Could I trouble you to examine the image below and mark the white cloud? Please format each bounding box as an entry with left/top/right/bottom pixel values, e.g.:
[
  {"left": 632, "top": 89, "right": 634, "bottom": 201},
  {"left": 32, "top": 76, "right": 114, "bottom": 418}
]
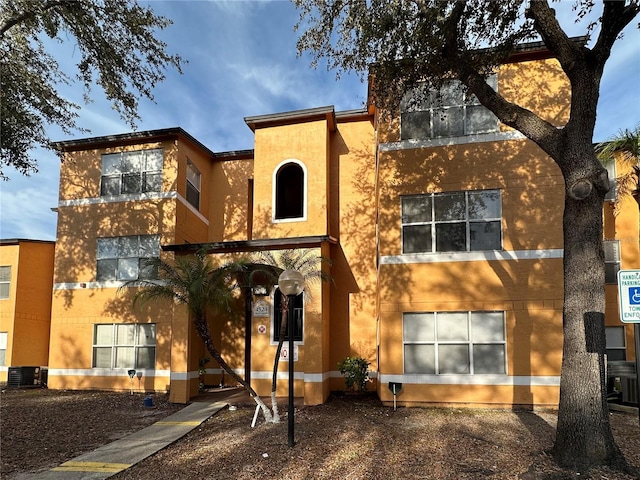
[{"left": 0, "top": 183, "right": 59, "bottom": 241}]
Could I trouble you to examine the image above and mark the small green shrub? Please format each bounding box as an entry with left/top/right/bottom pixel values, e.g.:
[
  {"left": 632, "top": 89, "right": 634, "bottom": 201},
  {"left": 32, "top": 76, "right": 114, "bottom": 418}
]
[{"left": 338, "top": 356, "right": 370, "bottom": 391}]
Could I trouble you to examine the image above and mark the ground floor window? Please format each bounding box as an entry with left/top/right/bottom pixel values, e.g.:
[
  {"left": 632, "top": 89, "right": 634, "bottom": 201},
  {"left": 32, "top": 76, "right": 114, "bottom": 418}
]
[
  {"left": 403, "top": 311, "right": 506, "bottom": 374},
  {"left": 605, "top": 326, "right": 626, "bottom": 361},
  {"left": 0, "top": 332, "right": 7, "bottom": 366},
  {"left": 273, "top": 289, "right": 303, "bottom": 342},
  {"left": 93, "top": 324, "right": 156, "bottom": 369}
]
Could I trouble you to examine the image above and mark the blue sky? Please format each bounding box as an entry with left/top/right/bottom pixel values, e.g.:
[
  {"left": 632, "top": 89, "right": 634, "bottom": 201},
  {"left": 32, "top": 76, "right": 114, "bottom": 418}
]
[{"left": 1, "top": 0, "right": 639, "bottom": 241}]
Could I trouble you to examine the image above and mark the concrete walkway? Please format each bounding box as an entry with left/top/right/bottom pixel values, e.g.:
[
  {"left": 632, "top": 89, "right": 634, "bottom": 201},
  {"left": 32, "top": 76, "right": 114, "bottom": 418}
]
[{"left": 27, "top": 400, "right": 230, "bottom": 480}]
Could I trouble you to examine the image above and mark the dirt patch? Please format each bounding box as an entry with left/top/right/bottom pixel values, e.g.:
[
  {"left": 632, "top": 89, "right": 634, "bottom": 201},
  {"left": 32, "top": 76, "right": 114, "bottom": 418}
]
[
  {"left": 0, "top": 388, "right": 183, "bottom": 478},
  {"left": 2, "top": 389, "right": 640, "bottom": 479}
]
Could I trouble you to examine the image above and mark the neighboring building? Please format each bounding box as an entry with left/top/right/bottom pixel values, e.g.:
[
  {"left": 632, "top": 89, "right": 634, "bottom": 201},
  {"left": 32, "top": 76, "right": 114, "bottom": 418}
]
[
  {"left": 0, "top": 239, "right": 55, "bottom": 384},
  {"left": 47, "top": 40, "right": 639, "bottom": 407}
]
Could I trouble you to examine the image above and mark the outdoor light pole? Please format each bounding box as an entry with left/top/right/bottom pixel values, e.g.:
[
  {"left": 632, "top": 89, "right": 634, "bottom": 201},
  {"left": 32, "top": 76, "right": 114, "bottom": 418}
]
[{"left": 277, "top": 269, "right": 305, "bottom": 448}]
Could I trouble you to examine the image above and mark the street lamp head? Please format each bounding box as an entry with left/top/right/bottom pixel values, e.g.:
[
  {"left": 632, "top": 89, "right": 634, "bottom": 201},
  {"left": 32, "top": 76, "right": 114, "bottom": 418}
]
[{"left": 278, "top": 269, "right": 305, "bottom": 296}]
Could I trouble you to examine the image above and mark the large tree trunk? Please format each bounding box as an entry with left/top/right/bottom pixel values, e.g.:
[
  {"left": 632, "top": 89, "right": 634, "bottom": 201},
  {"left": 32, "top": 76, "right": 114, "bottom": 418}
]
[
  {"left": 552, "top": 164, "right": 627, "bottom": 470},
  {"left": 194, "top": 316, "right": 273, "bottom": 423}
]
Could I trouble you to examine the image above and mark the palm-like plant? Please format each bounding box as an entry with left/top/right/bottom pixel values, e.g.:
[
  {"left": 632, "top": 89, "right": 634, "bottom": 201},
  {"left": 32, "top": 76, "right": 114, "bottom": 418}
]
[
  {"left": 255, "top": 249, "right": 331, "bottom": 422},
  {"left": 596, "top": 125, "right": 640, "bottom": 206},
  {"left": 120, "top": 251, "right": 274, "bottom": 422}
]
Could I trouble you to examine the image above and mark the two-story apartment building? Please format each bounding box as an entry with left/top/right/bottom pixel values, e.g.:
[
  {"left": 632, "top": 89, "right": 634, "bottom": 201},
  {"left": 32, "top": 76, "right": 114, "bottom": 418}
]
[{"left": 46, "top": 40, "right": 639, "bottom": 406}]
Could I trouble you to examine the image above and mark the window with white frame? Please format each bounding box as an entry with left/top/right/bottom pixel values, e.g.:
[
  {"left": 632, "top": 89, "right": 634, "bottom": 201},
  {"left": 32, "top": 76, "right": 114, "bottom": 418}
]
[
  {"left": 274, "top": 162, "right": 305, "bottom": 220},
  {"left": 604, "top": 240, "right": 620, "bottom": 284},
  {"left": 604, "top": 161, "right": 617, "bottom": 202},
  {"left": 0, "top": 266, "right": 10, "bottom": 299},
  {"left": 96, "top": 235, "right": 160, "bottom": 281},
  {"left": 272, "top": 289, "right": 304, "bottom": 342},
  {"left": 93, "top": 324, "right": 156, "bottom": 369},
  {"left": 186, "top": 159, "right": 201, "bottom": 210},
  {"left": 100, "top": 149, "right": 163, "bottom": 196},
  {"left": 402, "top": 190, "right": 502, "bottom": 254},
  {"left": 403, "top": 311, "right": 506, "bottom": 375},
  {"left": 0, "top": 332, "right": 7, "bottom": 366},
  {"left": 605, "top": 326, "right": 626, "bottom": 361},
  {"left": 401, "top": 76, "right": 499, "bottom": 140}
]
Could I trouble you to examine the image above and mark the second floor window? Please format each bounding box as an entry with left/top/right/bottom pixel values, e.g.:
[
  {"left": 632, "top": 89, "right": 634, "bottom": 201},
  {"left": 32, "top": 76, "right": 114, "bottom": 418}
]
[
  {"left": 402, "top": 190, "right": 502, "bottom": 254},
  {"left": 186, "top": 160, "right": 201, "bottom": 210},
  {"left": 274, "top": 162, "right": 305, "bottom": 220},
  {"left": 0, "top": 266, "right": 10, "bottom": 299},
  {"left": 401, "top": 76, "right": 499, "bottom": 140},
  {"left": 96, "top": 235, "right": 160, "bottom": 281},
  {"left": 101, "top": 149, "right": 163, "bottom": 196}
]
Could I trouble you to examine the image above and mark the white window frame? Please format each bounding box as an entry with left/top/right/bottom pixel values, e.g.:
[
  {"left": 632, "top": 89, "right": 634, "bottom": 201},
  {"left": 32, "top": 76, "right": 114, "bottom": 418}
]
[
  {"left": 403, "top": 311, "right": 507, "bottom": 375},
  {"left": 270, "top": 288, "right": 305, "bottom": 345},
  {"left": 92, "top": 323, "right": 156, "bottom": 369},
  {"left": 0, "top": 332, "right": 7, "bottom": 366},
  {"left": 100, "top": 149, "right": 163, "bottom": 197},
  {"left": 604, "top": 161, "right": 617, "bottom": 202},
  {"left": 605, "top": 326, "right": 626, "bottom": 361},
  {"left": 272, "top": 159, "right": 308, "bottom": 223},
  {"left": 604, "top": 240, "right": 621, "bottom": 285},
  {"left": 401, "top": 76, "right": 499, "bottom": 140},
  {"left": 401, "top": 190, "right": 502, "bottom": 254},
  {"left": 96, "top": 235, "right": 160, "bottom": 282},
  {"left": 186, "top": 159, "right": 201, "bottom": 210},
  {"left": 0, "top": 266, "right": 10, "bottom": 300}
]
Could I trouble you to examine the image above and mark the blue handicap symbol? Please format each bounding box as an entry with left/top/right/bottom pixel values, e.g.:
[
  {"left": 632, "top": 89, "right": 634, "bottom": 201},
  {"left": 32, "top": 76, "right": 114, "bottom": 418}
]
[{"left": 630, "top": 287, "right": 640, "bottom": 305}]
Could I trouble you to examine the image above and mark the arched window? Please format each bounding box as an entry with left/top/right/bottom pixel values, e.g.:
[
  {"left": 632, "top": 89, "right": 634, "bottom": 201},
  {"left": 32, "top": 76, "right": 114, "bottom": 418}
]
[{"left": 273, "top": 160, "right": 306, "bottom": 220}]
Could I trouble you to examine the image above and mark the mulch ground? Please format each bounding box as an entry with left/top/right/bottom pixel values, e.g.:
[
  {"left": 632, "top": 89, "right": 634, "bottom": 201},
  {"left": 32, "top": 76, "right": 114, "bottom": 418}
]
[{"left": 2, "top": 388, "right": 640, "bottom": 480}]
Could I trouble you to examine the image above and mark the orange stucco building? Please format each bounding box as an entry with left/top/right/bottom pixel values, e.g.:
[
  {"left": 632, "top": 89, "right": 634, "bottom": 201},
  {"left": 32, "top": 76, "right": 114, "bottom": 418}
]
[
  {"left": 40, "top": 40, "right": 639, "bottom": 406},
  {"left": 0, "top": 239, "right": 55, "bottom": 384}
]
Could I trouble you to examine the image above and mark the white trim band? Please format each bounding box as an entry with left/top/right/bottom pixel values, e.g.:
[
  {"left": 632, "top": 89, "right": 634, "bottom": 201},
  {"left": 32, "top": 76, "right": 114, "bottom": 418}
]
[
  {"left": 57, "top": 190, "right": 209, "bottom": 225},
  {"left": 379, "top": 130, "right": 526, "bottom": 152},
  {"left": 380, "top": 248, "right": 563, "bottom": 265},
  {"left": 379, "top": 374, "right": 560, "bottom": 386},
  {"left": 58, "top": 191, "right": 176, "bottom": 207},
  {"left": 47, "top": 368, "right": 170, "bottom": 378}
]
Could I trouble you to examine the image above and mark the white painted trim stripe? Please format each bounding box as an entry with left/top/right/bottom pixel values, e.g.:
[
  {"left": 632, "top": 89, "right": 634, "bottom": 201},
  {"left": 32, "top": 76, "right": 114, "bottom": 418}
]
[
  {"left": 379, "top": 374, "right": 560, "bottom": 386},
  {"left": 170, "top": 371, "right": 200, "bottom": 381},
  {"left": 176, "top": 192, "right": 209, "bottom": 225},
  {"left": 47, "top": 368, "right": 170, "bottom": 378},
  {"left": 379, "top": 130, "right": 526, "bottom": 152},
  {"left": 59, "top": 191, "right": 177, "bottom": 207},
  {"left": 54, "top": 279, "right": 169, "bottom": 291},
  {"left": 57, "top": 190, "right": 209, "bottom": 225},
  {"left": 380, "top": 249, "right": 563, "bottom": 265}
]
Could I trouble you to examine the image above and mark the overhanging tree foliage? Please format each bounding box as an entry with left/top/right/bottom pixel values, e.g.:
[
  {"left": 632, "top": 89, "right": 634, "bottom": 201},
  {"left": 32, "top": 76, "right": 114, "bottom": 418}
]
[
  {"left": 0, "top": 0, "right": 183, "bottom": 178},
  {"left": 597, "top": 125, "right": 640, "bottom": 206},
  {"left": 295, "top": 0, "right": 639, "bottom": 472}
]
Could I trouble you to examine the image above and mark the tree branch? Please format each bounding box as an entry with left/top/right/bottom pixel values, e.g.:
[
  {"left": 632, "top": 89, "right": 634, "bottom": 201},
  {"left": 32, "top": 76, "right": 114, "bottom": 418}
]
[
  {"left": 592, "top": 1, "right": 640, "bottom": 66},
  {"left": 0, "top": 0, "right": 66, "bottom": 38},
  {"left": 442, "top": 1, "right": 563, "bottom": 158},
  {"left": 525, "top": 0, "right": 584, "bottom": 74}
]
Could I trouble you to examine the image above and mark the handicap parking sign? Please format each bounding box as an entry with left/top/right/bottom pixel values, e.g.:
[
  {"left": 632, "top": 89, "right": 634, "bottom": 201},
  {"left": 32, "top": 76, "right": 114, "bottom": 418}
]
[
  {"left": 619, "top": 270, "right": 640, "bottom": 322},
  {"left": 631, "top": 287, "right": 640, "bottom": 305}
]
